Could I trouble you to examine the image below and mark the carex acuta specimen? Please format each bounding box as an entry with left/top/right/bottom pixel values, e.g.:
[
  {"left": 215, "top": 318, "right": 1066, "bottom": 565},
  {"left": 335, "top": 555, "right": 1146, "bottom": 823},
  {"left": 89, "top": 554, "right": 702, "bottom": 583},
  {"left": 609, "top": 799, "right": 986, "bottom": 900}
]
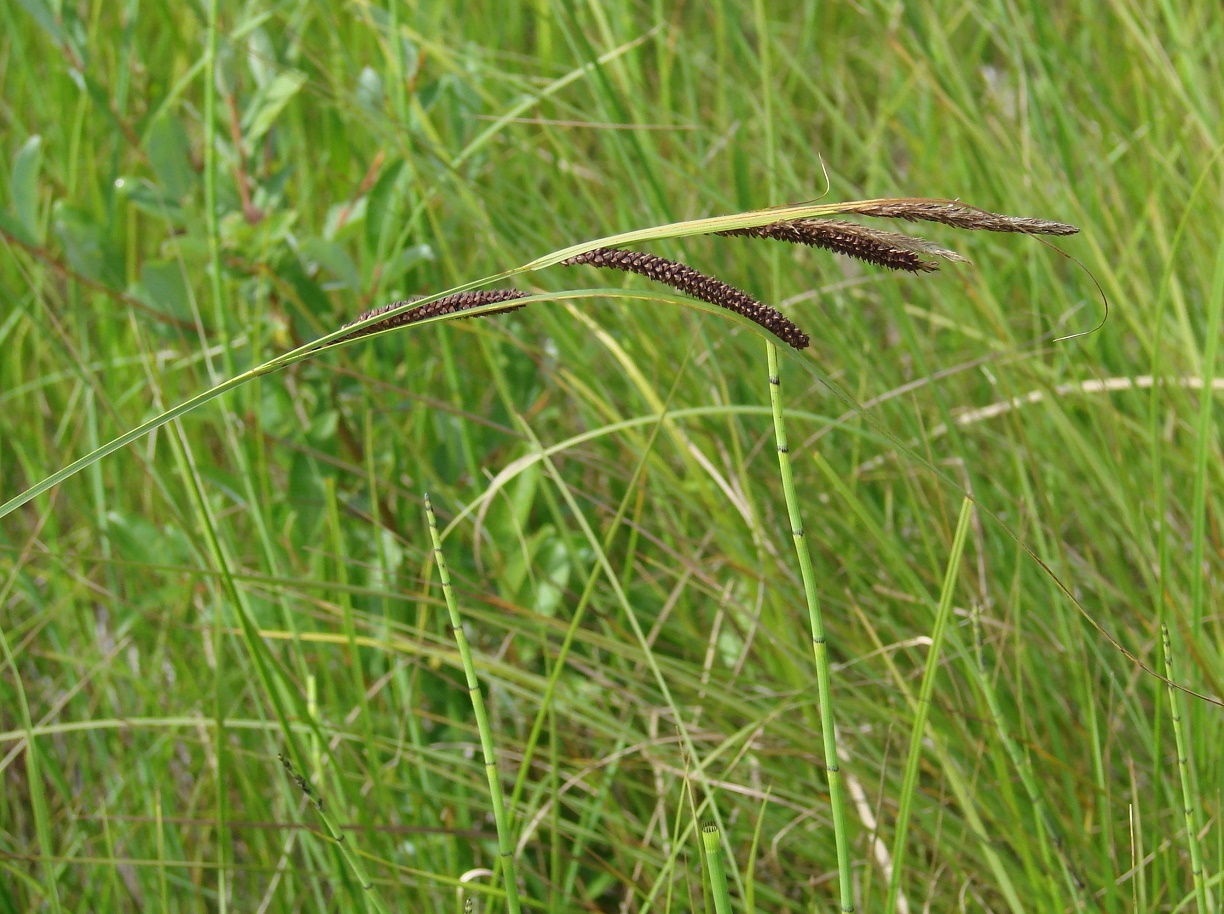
[{"left": 333, "top": 198, "right": 1079, "bottom": 351}]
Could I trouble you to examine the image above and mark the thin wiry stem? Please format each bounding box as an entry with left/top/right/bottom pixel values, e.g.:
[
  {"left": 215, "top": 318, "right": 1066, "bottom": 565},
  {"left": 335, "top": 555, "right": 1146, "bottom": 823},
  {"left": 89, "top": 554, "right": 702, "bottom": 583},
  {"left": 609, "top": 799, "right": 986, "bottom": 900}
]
[
  {"left": 718, "top": 218, "right": 967, "bottom": 272},
  {"left": 425, "top": 495, "right": 522, "bottom": 914},
  {"left": 562, "top": 247, "right": 810, "bottom": 349},
  {"left": 765, "top": 343, "right": 853, "bottom": 911},
  {"left": 885, "top": 498, "right": 973, "bottom": 914},
  {"left": 273, "top": 752, "right": 391, "bottom": 914}
]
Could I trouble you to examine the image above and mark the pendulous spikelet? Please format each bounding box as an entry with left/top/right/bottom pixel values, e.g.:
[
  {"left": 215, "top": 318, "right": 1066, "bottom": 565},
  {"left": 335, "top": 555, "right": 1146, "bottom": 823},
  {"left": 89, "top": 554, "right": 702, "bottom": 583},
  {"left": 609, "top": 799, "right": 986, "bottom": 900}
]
[
  {"left": 561, "top": 247, "right": 810, "bottom": 350},
  {"left": 717, "top": 218, "right": 968, "bottom": 273},
  {"left": 836, "top": 199, "right": 1079, "bottom": 235},
  {"left": 339, "top": 289, "right": 529, "bottom": 341}
]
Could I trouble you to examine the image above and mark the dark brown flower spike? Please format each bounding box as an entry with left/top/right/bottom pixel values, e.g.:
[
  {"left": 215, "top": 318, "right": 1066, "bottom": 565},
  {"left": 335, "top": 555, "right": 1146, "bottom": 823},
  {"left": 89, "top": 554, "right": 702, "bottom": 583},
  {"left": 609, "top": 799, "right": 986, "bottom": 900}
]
[
  {"left": 561, "top": 247, "right": 810, "bottom": 350},
  {"left": 717, "top": 218, "right": 968, "bottom": 273},
  {"left": 278, "top": 752, "right": 323, "bottom": 811},
  {"left": 836, "top": 199, "right": 1079, "bottom": 236},
  {"left": 339, "top": 289, "right": 529, "bottom": 341}
]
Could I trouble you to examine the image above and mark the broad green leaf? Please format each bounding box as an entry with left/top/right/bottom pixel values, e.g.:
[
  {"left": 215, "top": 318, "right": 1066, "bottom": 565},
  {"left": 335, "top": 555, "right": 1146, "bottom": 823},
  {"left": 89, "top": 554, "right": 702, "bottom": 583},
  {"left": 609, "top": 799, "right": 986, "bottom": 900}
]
[
  {"left": 533, "top": 537, "right": 570, "bottom": 617},
  {"left": 105, "top": 511, "right": 193, "bottom": 567},
  {"left": 0, "top": 209, "right": 36, "bottom": 247},
  {"left": 363, "top": 157, "right": 405, "bottom": 253},
  {"left": 115, "top": 176, "right": 184, "bottom": 224},
  {"left": 241, "top": 69, "right": 307, "bottom": 145},
  {"left": 213, "top": 37, "right": 238, "bottom": 98},
  {"left": 301, "top": 237, "right": 361, "bottom": 292},
  {"left": 288, "top": 452, "right": 325, "bottom": 533},
  {"left": 307, "top": 410, "right": 338, "bottom": 447},
  {"left": 220, "top": 206, "right": 297, "bottom": 242},
  {"left": 246, "top": 27, "right": 276, "bottom": 88},
  {"left": 134, "top": 259, "right": 194, "bottom": 322},
  {"left": 11, "top": 135, "right": 43, "bottom": 242},
  {"left": 145, "top": 114, "right": 196, "bottom": 201},
  {"left": 13, "top": 0, "right": 63, "bottom": 44},
  {"left": 379, "top": 243, "right": 434, "bottom": 289},
  {"left": 355, "top": 66, "right": 383, "bottom": 112},
  {"left": 52, "top": 202, "right": 124, "bottom": 289},
  {"left": 323, "top": 196, "right": 367, "bottom": 242},
  {"left": 82, "top": 72, "right": 128, "bottom": 136},
  {"left": 271, "top": 247, "right": 333, "bottom": 326}
]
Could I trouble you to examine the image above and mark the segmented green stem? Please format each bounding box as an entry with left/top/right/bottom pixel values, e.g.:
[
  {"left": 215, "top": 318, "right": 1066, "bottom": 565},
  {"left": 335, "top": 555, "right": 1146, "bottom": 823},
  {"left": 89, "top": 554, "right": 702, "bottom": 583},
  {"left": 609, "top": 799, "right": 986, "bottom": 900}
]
[
  {"left": 1161, "top": 623, "right": 1214, "bottom": 914},
  {"left": 425, "top": 495, "right": 522, "bottom": 914},
  {"left": 765, "top": 343, "right": 853, "bottom": 912},
  {"left": 701, "top": 824, "right": 733, "bottom": 914}
]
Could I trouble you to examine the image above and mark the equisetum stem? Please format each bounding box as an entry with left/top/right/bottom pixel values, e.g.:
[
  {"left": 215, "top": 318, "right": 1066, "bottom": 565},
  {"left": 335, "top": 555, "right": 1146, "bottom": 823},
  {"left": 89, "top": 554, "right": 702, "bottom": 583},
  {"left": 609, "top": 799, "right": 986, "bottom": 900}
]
[
  {"left": 765, "top": 342, "right": 854, "bottom": 912},
  {"left": 701, "top": 824, "right": 733, "bottom": 914},
  {"left": 425, "top": 495, "right": 522, "bottom": 914}
]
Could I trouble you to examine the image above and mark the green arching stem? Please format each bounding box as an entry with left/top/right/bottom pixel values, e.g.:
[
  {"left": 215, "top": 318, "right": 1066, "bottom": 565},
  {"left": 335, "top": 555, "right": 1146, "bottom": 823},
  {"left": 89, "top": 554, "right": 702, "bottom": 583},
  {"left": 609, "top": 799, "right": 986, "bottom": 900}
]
[
  {"left": 765, "top": 342, "right": 854, "bottom": 912},
  {"left": 1161, "top": 624, "right": 1214, "bottom": 914},
  {"left": 425, "top": 494, "right": 522, "bottom": 914}
]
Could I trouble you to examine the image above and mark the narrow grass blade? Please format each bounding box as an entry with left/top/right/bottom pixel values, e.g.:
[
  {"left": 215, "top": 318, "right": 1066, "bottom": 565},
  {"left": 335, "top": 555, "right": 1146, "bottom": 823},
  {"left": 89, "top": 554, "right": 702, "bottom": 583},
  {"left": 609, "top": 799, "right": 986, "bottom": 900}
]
[
  {"left": 885, "top": 497, "right": 973, "bottom": 914},
  {"left": 0, "top": 626, "right": 63, "bottom": 914}
]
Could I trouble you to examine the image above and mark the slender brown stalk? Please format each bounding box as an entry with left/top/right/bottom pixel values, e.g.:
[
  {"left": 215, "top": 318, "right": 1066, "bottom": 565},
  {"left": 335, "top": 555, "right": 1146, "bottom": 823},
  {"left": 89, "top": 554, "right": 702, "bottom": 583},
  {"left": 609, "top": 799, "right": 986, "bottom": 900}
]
[
  {"left": 836, "top": 198, "right": 1079, "bottom": 235},
  {"left": 561, "top": 247, "right": 810, "bottom": 349},
  {"left": 718, "top": 218, "right": 967, "bottom": 272},
  {"left": 339, "top": 289, "right": 529, "bottom": 341}
]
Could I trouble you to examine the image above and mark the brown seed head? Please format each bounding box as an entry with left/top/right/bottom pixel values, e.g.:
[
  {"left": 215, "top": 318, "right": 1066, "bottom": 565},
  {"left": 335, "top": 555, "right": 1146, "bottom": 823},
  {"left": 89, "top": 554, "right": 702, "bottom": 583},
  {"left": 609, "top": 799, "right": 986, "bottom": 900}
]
[
  {"left": 561, "top": 247, "right": 810, "bottom": 350},
  {"left": 837, "top": 199, "right": 1079, "bottom": 235},
  {"left": 718, "top": 218, "right": 968, "bottom": 272},
  {"left": 339, "top": 289, "right": 529, "bottom": 341}
]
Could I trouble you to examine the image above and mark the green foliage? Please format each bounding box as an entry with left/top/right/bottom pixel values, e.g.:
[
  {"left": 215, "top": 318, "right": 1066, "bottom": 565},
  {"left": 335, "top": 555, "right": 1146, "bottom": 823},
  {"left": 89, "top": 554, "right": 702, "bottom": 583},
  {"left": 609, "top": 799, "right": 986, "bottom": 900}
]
[{"left": 2, "top": 2, "right": 1221, "bottom": 913}]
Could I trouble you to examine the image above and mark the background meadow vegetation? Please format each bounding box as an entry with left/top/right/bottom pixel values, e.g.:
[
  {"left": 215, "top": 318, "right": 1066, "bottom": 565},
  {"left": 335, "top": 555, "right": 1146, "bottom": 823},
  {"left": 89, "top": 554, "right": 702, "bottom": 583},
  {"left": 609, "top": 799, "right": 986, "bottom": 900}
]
[{"left": 1, "top": 1, "right": 1221, "bottom": 911}]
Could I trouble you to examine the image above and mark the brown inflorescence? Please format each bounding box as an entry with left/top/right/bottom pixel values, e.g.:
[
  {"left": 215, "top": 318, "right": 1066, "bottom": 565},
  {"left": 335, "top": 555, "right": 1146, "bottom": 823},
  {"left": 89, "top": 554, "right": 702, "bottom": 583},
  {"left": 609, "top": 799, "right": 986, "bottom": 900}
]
[
  {"left": 561, "top": 247, "right": 810, "bottom": 350},
  {"left": 339, "top": 289, "right": 529, "bottom": 341},
  {"left": 837, "top": 199, "right": 1079, "bottom": 236},
  {"left": 718, "top": 218, "right": 969, "bottom": 273}
]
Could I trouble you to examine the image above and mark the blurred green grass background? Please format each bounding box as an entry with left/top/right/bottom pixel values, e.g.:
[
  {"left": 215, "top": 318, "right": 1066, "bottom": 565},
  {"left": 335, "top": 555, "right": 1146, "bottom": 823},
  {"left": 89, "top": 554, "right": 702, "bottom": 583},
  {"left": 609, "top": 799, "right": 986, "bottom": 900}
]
[{"left": 1, "top": 1, "right": 1221, "bottom": 911}]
